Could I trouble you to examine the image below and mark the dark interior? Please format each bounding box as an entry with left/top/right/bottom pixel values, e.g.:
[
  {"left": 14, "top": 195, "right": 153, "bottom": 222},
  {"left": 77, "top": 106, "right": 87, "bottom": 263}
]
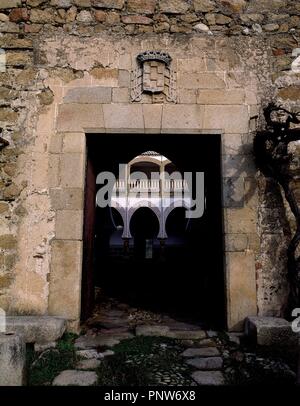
[{"left": 82, "top": 134, "right": 225, "bottom": 330}]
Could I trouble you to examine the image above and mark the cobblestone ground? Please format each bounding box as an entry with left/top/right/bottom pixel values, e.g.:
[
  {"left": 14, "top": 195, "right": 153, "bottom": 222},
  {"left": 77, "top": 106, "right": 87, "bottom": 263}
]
[{"left": 28, "top": 299, "right": 298, "bottom": 386}]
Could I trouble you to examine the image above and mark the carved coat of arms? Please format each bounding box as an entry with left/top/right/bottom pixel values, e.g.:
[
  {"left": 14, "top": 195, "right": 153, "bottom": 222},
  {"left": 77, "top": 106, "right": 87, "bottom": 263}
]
[{"left": 131, "top": 51, "right": 177, "bottom": 103}]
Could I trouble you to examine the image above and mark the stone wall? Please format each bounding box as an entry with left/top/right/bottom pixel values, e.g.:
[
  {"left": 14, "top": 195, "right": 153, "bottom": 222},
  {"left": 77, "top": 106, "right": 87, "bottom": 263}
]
[{"left": 0, "top": 0, "right": 299, "bottom": 330}]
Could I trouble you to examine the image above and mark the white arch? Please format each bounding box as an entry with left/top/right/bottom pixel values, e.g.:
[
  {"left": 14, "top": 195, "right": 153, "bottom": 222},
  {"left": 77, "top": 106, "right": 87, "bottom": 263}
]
[{"left": 128, "top": 206, "right": 162, "bottom": 239}]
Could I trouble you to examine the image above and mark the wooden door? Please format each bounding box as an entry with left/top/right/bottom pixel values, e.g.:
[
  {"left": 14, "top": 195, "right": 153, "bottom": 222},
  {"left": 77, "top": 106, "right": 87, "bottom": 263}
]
[{"left": 81, "top": 145, "right": 96, "bottom": 321}]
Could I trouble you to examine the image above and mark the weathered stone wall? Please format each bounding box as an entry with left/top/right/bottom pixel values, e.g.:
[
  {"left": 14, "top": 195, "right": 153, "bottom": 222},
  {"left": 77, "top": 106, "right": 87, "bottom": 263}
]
[{"left": 0, "top": 0, "right": 299, "bottom": 329}]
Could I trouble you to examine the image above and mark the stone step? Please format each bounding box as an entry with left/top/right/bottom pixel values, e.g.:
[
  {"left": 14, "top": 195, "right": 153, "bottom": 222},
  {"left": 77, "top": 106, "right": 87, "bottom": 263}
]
[
  {"left": 75, "top": 332, "right": 133, "bottom": 349},
  {"left": 52, "top": 370, "right": 98, "bottom": 386},
  {"left": 5, "top": 316, "right": 66, "bottom": 344},
  {"left": 191, "top": 371, "right": 225, "bottom": 386},
  {"left": 135, "top": 324, "right": 206, "bottom": 339},
  {"left": 181, "top": 347, "right": 220, "bottom": 357},
  {"left": 186, "top": 356, "right": 223, "bottom": 370}
]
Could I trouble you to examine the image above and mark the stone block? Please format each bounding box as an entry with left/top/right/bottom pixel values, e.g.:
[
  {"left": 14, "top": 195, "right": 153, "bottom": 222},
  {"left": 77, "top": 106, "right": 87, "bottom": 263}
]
[
  {"left": 193, "top": 0, "right": 216, "bottom": 12},
  {"left": 0, "top": 333, "right": 25, "bottom": 386},
  {"left": 222, "top": 134, "right": 244, "bottom": 155},
  {"left": 191, "top": 371, "right": 225, "bottom": 385},
  {"left": 186, "top": 357, "right": 223, "bottom": 370},
  {"left": 48, "top": 240, "right": 83, "bottom": 320},
  {"left": 246, "top": 0, "right": 287, "bottom": 13},
  {"left": 225, "top": 233, "right": 259, "bottom": 252},
  {"left": 178, "top": 89, "right": 197, "bottom": 104},
  {"left": 0, "top": 108, "right": 18, "bottom": 123},
  {"left": 221, "top": 0, "right": 246, "bottom": 13},
  {"left": 75, "top": 332, "right": 133, "bottom": 348},
  {"left": 225, "top": 233, "right": 248, "bottom": 252},
  {"left": 204, "top": 105, "right": 249, "bottom": 134},
  {"left": 122, "top": 15, "right": 152, "bottom": 24},
  {"left": 244, "top": 177, "right": 258, "bottom": 208},
  {"left": 50, "top": 0, "right": 72, "bottom": 7},
  {"left": 60, "top": 152, "right": 86, "bottom": 188},
  {"left": 63, "top": 132, "right": 85, "bottom": 153},
  {"left": 9, "top": 8, "right": 30, "bottom": 23},
  {"left": 178, "top": 73, "right": 226, "bottom": 89},
  {"left": 118, "top": 69, "right": 130, "bottom": 87},
  {"left": 0, "top": 0, "right": 21, "bottom": 8},
  {"left": 102, "top": 104, "right": 144, "bottom": 132},
  {"left": 136, "top": 325, "right": 170, "bottom": 336},
  {"left": 0, "top": 234, "right": 17, "bottom": 249},
  {"left": 50, "top": 188, "right": 84, "bottom": 210},
  {"left": 63, "top": 87, "right": 112, "bottom": 104},
  {"left": 245, "top": 316, "right": 298, "bottom": 347},
  {"left": 5, "top": 316, "right": 66, "bottom": 344},
  {"left": 0, "top": 22, "right": 19, "bottom": 32},
  {"left": 127, "top": 0, "right": 156, "bottom": 14},
  {"left": 52, "top": 370, "right": 98, "bottom": 386},
  {"left": 143, "top": 104, "right": 162, "bottom": 133},
  {"left": 161, "top": 105, "right": 204, "bottom": 131},
  {"left": 55, "top": 210, "right": 83, "bottom": 240},
  {"left": 112, "top": 87, "right": 129, "bottom": 103},
  {"left": 48, "top": 154, "right": 60, "bottom": 188},
  {"left": 74, "top": 0, "right": 91, "bottom": 6},
  {"left": 90, "top": 68, "right": 118, "bottom": 87},
  {"left": 49, "top": 134, "right": 63, "bottom": 154},
  {"left": 159, "top": 0, "right": 190, "bottom": 14},
  {"left": 226, "top": 251, "right": 257, "bottom": 331},
  {"left": 167, "top": 330, "right": 207, "bottom": 339},
  {"left": 92, "top": 0, "right": 125, "bottom": 9},
  {"left": 182, "top": 347, "right": 219, "bottom": 357},
  {"left": 222, "top": 154, "right": 256, "bottom": 177},
  {"left": 222, "top": 177, "right": 244, "bottom": 208},
  {"left": 57, "top": 104, "right": 105, "bottom": 132},
  {"left": 225, "top": 207, "right": 257, "bottom": 234},
  {"left": 30, "top": 9, "right": 55, "bottom": 24},
  {"left": 197, "top": 89, "right": 245, "bottom": 105}
]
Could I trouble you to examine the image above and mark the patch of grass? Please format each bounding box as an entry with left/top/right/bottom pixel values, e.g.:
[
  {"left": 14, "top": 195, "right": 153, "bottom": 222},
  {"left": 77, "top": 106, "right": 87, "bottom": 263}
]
[
  {"left": 97, "top": 336, "right": 192, "bottom": 386},
  {"left": 27, "top": 333, "right": 78, "bottom": 386},
  {"left": 97, "top": 352, "right": 154, "bottom": 386}
]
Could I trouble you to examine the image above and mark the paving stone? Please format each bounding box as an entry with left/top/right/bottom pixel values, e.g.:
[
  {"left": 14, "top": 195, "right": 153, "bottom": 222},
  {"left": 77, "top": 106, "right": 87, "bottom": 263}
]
[
  {"left": 196, "top": 338, "right": 216, "bottom": 347},
  {"left": 76, "top": 349, "right": 103, "bottom": 359},
  {"left": 76, "top": 359, "right": 101, "bottom": 370},
  {"left": 182, "top": 347, "right": 220, "bottom": 357},
  {"left": 34, "top": 342, "right": 57, "bottom": 352},
  {"left": 186, "top": 356, "right": 223, "bottom": 370},
  {"left": 75, "top": 332, "right": 133, "bottom": 349},
  {"left": 191, "top": 370, "right": 225, "bottom": 386},
  {"left": 136, "top": 325, "right": 170, "bottom": 337},
  {"left": 167, "top": 330, "right": 206, "bottom": 340},
  {"left": 52, "top": 370, "right": 98, "bottom": 386}
]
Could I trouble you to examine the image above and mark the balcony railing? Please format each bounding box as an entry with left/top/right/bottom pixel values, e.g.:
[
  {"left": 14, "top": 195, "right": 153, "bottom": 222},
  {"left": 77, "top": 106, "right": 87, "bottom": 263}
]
[{"left": 112, "top": 179, "right": 189, "bottom": 195}]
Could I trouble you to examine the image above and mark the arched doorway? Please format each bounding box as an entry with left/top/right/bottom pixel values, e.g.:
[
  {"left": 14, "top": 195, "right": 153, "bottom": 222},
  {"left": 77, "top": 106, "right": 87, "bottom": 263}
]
[{"left": 130, "top": 207, "right": 160, "bottom": 260}]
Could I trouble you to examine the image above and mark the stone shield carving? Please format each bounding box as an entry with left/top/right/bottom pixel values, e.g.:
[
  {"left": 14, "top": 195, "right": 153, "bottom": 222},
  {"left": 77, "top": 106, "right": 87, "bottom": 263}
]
[{"left": 131, "top": 51, "right": 177, "bottom": 103}]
